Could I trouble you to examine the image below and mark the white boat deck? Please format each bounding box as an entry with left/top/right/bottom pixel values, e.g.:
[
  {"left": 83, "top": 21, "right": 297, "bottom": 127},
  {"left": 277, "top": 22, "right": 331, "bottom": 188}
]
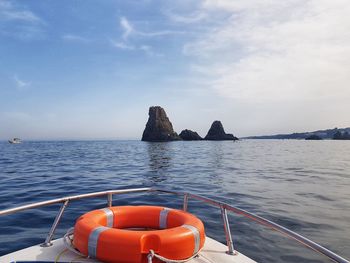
[{"left": 0, "top": 236, "right": 256, "bottom": 263}]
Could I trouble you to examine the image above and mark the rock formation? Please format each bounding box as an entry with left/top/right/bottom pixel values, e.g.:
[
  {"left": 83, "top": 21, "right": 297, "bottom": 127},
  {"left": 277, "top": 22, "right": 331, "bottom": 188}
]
[
  {"left": 142, "top": 106, "right": 181, "bottom": 142},
  {"left": 204, "top": 121, "right": 238, "bottom": 141},
  {"left": 179, "top": 129, "right": 203, "bottom": 141}
]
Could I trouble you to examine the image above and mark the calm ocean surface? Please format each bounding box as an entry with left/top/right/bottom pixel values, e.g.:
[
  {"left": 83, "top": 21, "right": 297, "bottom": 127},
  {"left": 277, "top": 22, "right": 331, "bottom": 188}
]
[{"left": 0, "top": 140, "right": 349, "bottom": 262}]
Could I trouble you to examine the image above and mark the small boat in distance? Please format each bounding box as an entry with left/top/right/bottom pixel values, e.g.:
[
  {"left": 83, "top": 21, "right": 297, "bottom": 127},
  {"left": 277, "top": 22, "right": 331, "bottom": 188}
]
[{"left": 8, "top": 138, "right": 22, "bottom": 144}]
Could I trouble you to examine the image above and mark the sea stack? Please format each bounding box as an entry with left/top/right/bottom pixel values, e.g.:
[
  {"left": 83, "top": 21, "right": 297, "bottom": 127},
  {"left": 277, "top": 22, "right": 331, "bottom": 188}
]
[
  {"left": 205, "top": 121, "right": 238, "bottom": 141},
  {"left": 179, "top": 129, "right": 203, "bottom": 141},
  {"left": 142, "top": 106, "right": 181, "bottom": 142}
]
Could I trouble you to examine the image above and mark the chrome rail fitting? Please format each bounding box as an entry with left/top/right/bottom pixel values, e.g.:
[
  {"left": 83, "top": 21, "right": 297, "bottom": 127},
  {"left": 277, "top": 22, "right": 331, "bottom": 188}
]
[
  {"left": 0, "top": 187, "right": 349, "bottom": 263},
  {"left": 107, "top": 192, "right": 113, "bottom": 207},
  {"left": 41, "top": 200, "right": 69, "bottom": 247},
  {"left": 220, "top": 205, "right": 236, "bottom": 255},
  {"left": 183, "top": 193, "right": 189, "bottom": 212}
]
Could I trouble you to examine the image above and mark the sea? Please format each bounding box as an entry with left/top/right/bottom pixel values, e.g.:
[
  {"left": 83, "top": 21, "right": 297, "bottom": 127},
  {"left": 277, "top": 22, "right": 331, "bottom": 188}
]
[{"left": 0, "top": 140, "right": 349, "bottom": 262}]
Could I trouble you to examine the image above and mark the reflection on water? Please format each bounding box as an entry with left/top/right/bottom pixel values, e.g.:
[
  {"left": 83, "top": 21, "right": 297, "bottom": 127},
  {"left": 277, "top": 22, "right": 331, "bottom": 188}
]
[
  {"left": 147, "top": 142, "right": 172, "bottom": 172},
  {"left": 146, "top": 142, "right": 173, "bottom": 183},
  {"left": 0, "top": 140, "right": 349, "bottom": 262},
  {"left": 208, "top": 141, "right": 224, "bottom": 168}
]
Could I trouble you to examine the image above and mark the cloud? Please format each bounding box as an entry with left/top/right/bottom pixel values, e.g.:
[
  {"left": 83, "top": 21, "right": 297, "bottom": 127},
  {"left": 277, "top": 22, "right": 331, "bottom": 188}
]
[
  {"left": 62, "top": 34, "right": 90, "bottom": 43},
  {"left": 0, "top": 0, "right": 42, "bottom": 23},
  {"left": 164, "top": 10, "right": 207, "bottom": 24},
  {"left": 139, "top": 45, "right": 162, "bottom": 57},
  {"left": 137, "top": 30, "right": 184, "bottom": 37},
  {"left": 110, "top": 40, "right": 135, "bottom": 50},
  {"left": 114, "top": 17, "right": 171, "bottom": 56},
  {"left": 119, "top": 16, "right": 184, "bottom": 40},
  {"left": 13, "top": 75, "right": 30, "bottom": 90},
  {"left": 110, "top": 39, "right": 161, "bottom": 56},
  {"left": 120, "top": 16, "right": 134, "bottom": 41},
  {"left": 0, "top": 0, "right": 45, "bottom": 39},
  {"left": 181, "top": 0, "right": 350, "bottom": 102}
]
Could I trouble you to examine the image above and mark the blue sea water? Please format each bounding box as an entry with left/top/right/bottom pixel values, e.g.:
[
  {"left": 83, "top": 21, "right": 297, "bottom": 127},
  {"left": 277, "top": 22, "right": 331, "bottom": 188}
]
[{"left": 0, "top": 140, "right": 349, "bottom": 262}]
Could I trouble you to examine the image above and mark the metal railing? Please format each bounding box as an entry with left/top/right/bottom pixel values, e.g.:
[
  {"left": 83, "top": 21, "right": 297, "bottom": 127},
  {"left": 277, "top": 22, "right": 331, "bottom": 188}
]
[{"left": 0, "top": 187, "right": 349, "bottom": 263}]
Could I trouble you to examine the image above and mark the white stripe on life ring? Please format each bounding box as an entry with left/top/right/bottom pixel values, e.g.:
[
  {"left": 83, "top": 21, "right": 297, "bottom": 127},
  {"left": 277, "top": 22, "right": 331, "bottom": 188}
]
[
  {"left": 88, "top": 226, "right": 109, "bottom": 258},
  {"left": 159, "top": 208, "right": 171, "bottom": 229},
  {"left": 100, "top": 208, "right": 114, "bottom": 228},
  {"left": 182, "top": 224, "right": 200, "bottom": 254}
]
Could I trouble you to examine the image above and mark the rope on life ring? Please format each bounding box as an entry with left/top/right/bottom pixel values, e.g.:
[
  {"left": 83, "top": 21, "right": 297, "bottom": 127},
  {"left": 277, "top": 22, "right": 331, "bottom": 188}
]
[
  {"left": 63, "top": 227, "right": 87, "bottom": 258},
  {"left": 147, "top": 248, "right": 202, "bottom": 263}
]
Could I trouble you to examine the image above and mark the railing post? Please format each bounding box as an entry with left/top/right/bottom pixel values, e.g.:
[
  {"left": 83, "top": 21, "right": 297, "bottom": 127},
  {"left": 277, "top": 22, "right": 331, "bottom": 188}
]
[
  {"left": 220, "top": 205, "right": 236, "bottom": 255},
  {"left": 107, "top": 193, "right": 113, "bottom": 207},
  {"left": 41, "top": 200, "right": 69, "bottom": 247},
  {"left": 183, "top": 193, "right": 189, "bottom": 212}
]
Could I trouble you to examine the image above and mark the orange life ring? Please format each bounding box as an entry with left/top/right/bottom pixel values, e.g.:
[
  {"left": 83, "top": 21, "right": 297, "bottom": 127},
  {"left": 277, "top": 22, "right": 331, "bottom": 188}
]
[{"left": 73, "top": 205, "right": 206, "bottom": 263}]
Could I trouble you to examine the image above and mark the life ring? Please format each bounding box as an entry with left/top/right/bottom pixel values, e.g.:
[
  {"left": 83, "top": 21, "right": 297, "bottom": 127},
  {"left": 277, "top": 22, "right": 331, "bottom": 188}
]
[{"left": 73, "top": 205, "right": 206, "bottom": 263}]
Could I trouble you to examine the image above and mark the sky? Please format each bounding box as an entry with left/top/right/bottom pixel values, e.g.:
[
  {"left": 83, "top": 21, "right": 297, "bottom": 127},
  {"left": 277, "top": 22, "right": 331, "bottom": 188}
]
[{"left": 0, "top": 0, "right": 350, "bottom": 140}]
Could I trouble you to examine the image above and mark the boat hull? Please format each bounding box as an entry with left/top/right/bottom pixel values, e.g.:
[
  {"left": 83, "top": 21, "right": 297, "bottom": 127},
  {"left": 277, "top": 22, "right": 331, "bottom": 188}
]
[{"left": 0, "top": 236, "right": 256, "bottom": 263}]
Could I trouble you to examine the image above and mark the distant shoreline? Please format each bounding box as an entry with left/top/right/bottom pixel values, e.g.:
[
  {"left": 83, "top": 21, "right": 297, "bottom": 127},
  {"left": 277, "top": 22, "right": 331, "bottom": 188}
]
[{"left": 243, "top": 127, "right": 350, "bottom": 140}]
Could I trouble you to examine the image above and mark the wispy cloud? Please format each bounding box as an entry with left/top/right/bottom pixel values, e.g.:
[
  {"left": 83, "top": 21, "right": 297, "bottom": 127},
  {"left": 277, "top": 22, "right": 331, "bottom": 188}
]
[
  {"left": 110, "top": 40, "right": 135, "bottom": 50},
  {"left": 0, "top": 0, "right": 45, "bottom": 39},
  {"left": 0, "top": 1, "right": 42, "bottom": 23},
  {"left": 181, "top": 0, "right": 350, "bottom": 102},
  {"left": 62, "top": 34, "right": 90, "bottom": 43},
  {"left": 110, "top": 39, "right": 161, "bottom": 57},
  {"left": 137, "top": 30, "right": 184, "bottom": 37},
  {"left": 139, "top": 45, "right": 162, "bottom": 57},
  {"left": 119, "top": 16, "right": 184, "bottom": 40},
  {"left": 13, "top": 75, "right": 30, "bottom": 90},
  {"left": 1, "top": 9, "right": 40, "bottom": 23},
  {"left": 114, "top": 17, "right": 171, "bottom": 56},
  {"left": 164, "top": 10, "right": 207, "bottom": 24},
  {"left": 120, "top": 16, "right": 134, "bottom": 41}
]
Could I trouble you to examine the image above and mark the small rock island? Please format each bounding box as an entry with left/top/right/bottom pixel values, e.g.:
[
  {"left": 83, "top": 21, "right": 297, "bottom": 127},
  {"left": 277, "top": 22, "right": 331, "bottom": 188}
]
[
  {"left": 141, "top": 106, "right": 181, "bottom": 142},
  {"left": 205, "top": 121, "right": 238, "bottom": 141},
  {"left": 142, "top": 106, "right": 238, "bottom": 142},
  {"left": 179, "top": 129, "right": 203, "bottom": 141}
]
